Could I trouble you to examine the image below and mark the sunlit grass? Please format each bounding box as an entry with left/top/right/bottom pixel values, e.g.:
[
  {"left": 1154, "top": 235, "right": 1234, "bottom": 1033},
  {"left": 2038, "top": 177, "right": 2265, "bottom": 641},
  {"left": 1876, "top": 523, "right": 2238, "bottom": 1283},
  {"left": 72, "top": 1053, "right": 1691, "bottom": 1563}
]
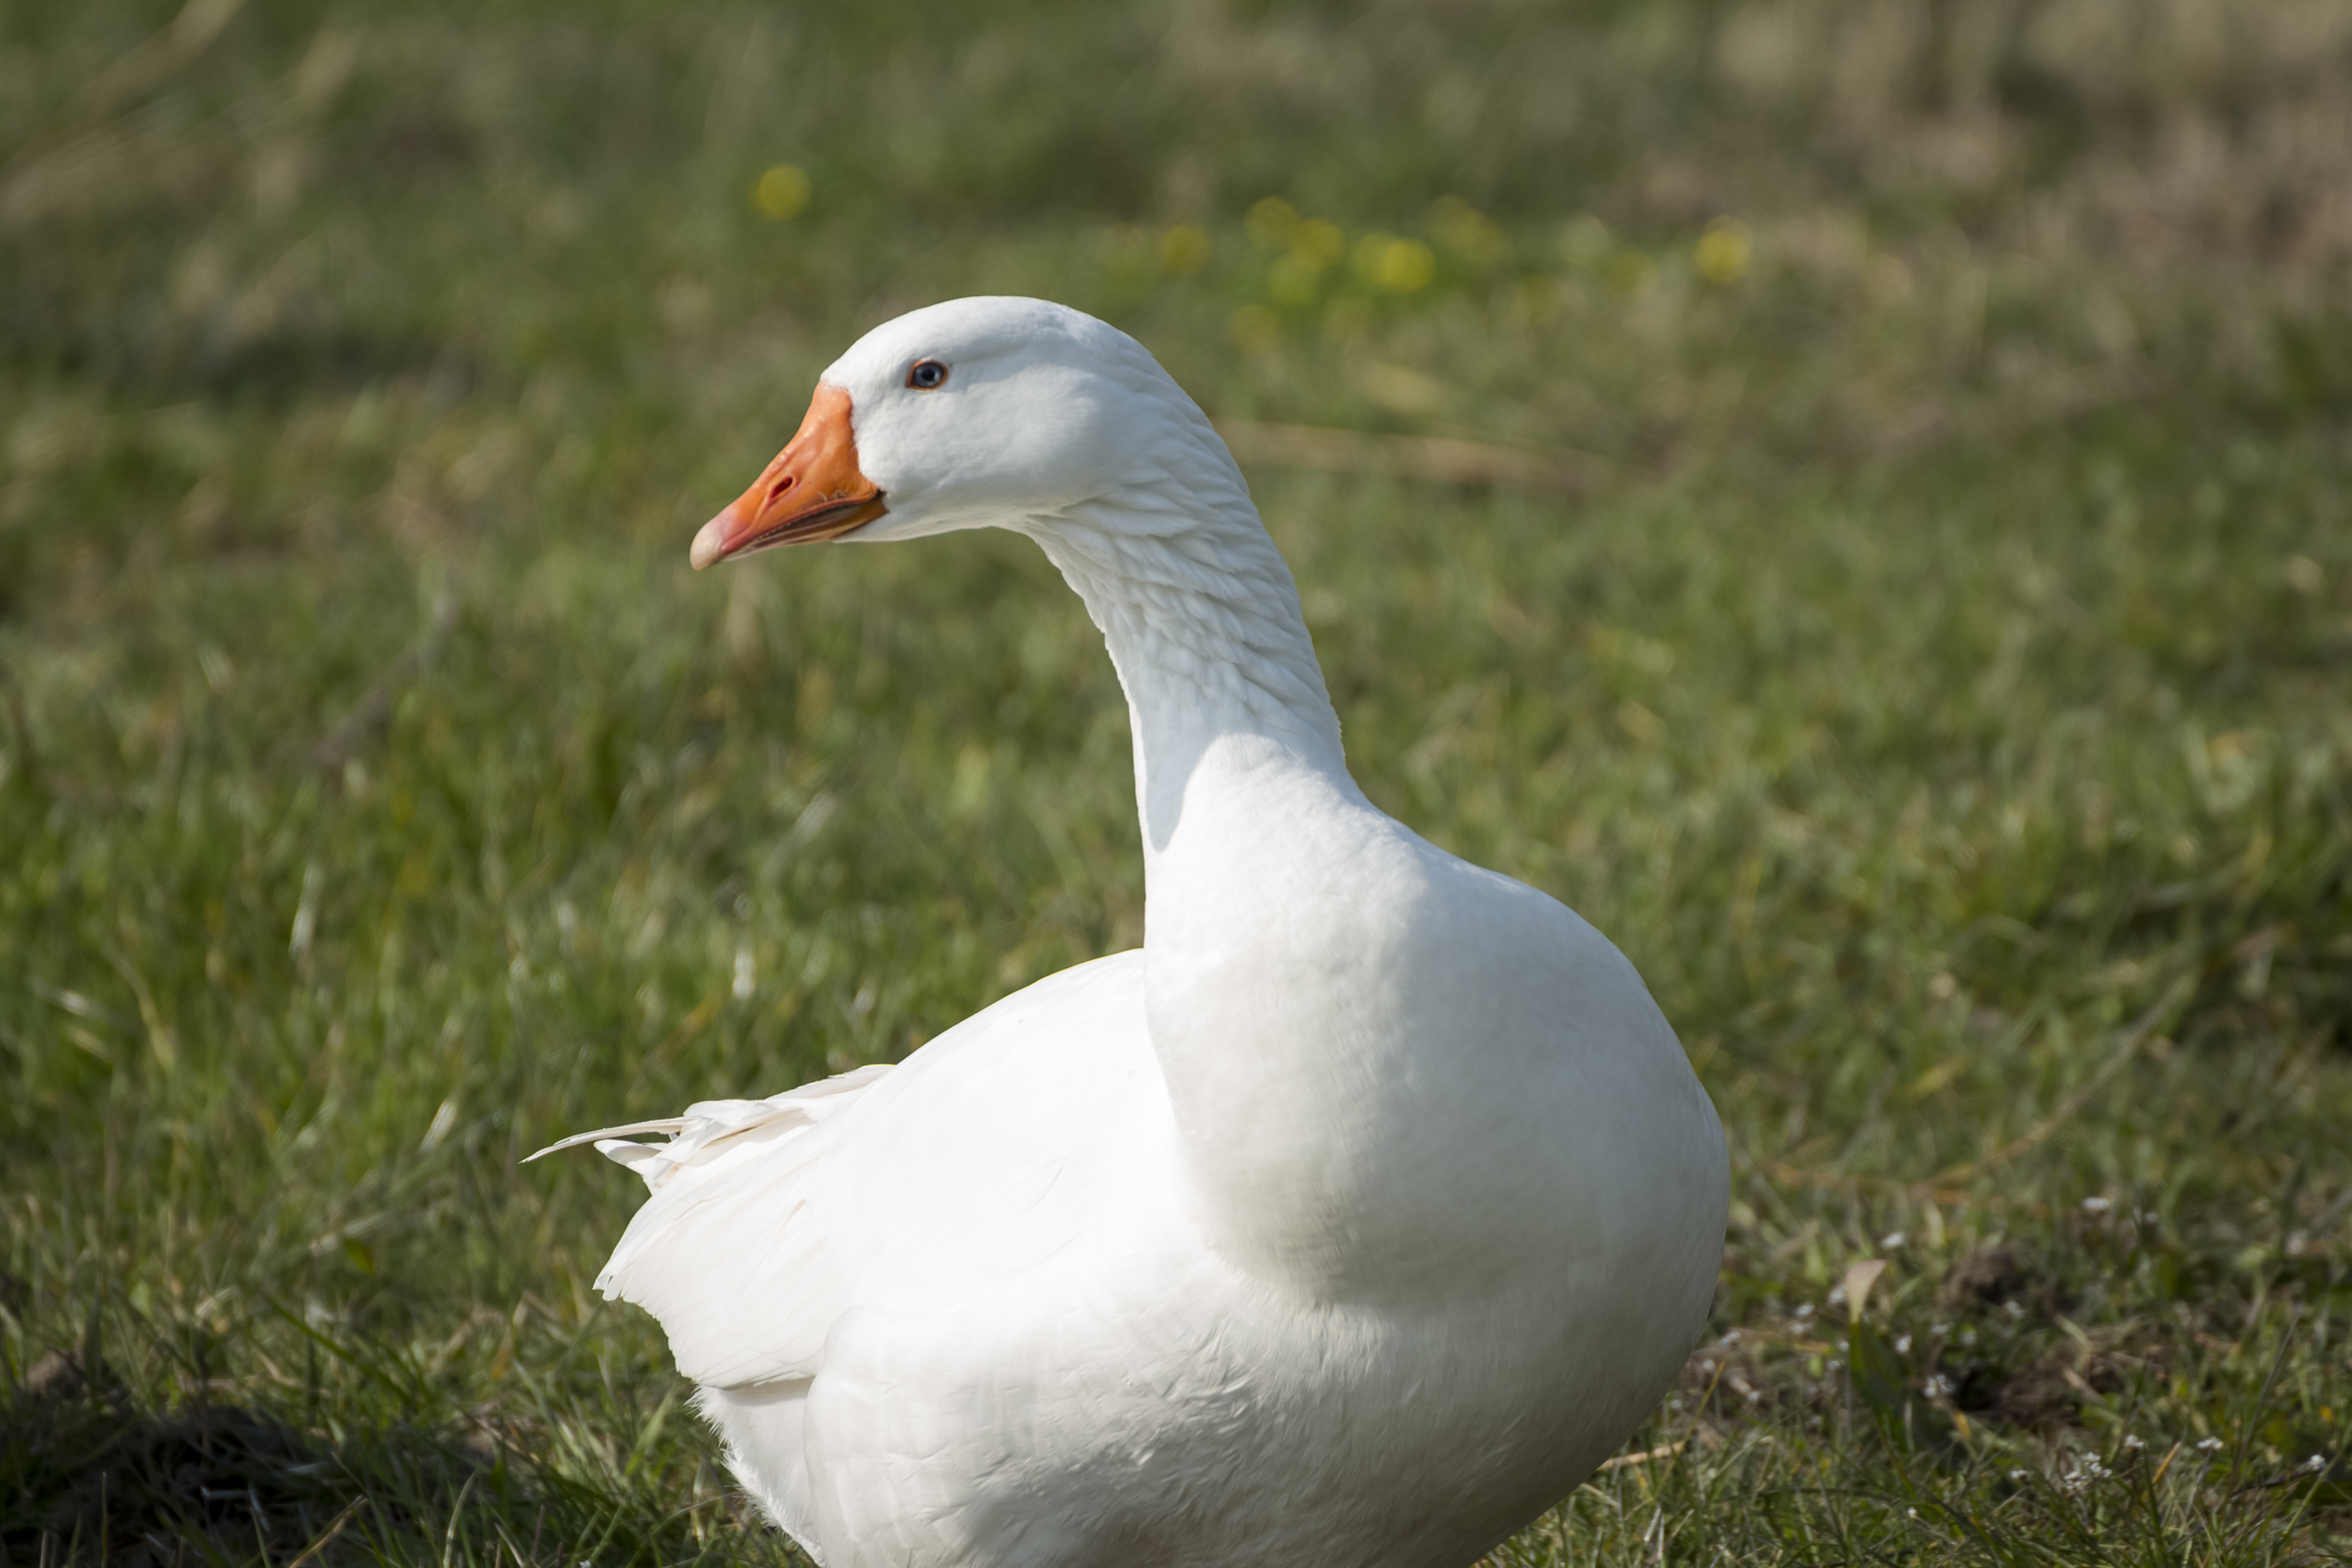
[{"left": 2, "top": 0, "right": 2349, "bottom": 1563}]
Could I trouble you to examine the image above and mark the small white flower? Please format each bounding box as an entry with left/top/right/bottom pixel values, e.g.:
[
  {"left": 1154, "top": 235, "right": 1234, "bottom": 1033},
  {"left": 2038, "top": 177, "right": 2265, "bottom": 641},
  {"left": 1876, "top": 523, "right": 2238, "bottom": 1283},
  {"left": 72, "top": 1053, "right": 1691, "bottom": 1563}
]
[
  {"left": 2058, "top": 1455, "right": 2110, "bottom": 1496},
  {"left": 1894, "top": 1334, "right": 1913, "bottom": 1354},
  {"left": 1881, "top": 1231, "right": 1907, "bottom": 1250},
  {"left": 1827, "top": 1284, "right": 1847, "bottom": 1308},
  {"left": 2306, "top": 1455, "right": 2328, "bottom": 1473},
  {"left": 1906, "top": 1508, "right": 1918, "bottom": 1519},
  {"left": 1794, "top": 1302, "right": 1816, "bottom": 1321},
  {"left": 1923, "top": 1374, "right": 1955, "bottom": 1399},
  {"left": 2009, "top": 1468, "right": 2029, "bottom": 1482},
  {"left": 2081, "top": 1196, "right": 2112, "bottom": 1214},
  {"left": 2122, "top": 1435, "right": 2146, "bottom": 1452},
  {"left": 2197, "top": 1437, "right": 2225, "bottom": 1453},
  {"left": 2003, "top": 1300, "right": 2025, "bottom": 1319},
  {"left": 1720, "top": 1329, "right": 1741, "bottom": 1345}
]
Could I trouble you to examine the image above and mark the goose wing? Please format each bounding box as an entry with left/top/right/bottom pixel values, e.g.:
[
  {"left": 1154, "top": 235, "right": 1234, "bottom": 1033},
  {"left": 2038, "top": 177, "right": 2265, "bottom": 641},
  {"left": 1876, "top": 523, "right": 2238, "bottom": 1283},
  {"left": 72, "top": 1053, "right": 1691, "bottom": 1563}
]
[{"left": 583, "top": 950, "right": 1153, "bottom": 1389}]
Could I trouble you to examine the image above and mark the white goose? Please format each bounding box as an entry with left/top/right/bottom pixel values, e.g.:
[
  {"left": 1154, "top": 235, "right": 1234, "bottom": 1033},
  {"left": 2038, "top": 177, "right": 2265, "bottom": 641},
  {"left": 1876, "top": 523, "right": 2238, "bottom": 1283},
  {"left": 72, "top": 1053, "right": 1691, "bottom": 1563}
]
[{"left": 541, "top": 297, "right": 1727, "bottom": 1568}]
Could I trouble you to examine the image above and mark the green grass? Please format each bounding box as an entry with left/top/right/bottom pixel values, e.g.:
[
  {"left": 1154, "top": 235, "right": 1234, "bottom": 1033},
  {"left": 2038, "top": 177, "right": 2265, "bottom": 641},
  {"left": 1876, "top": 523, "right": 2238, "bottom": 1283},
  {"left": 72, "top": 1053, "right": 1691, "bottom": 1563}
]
[{"left": 3, "top": 0, "right": 2350, "bottom": 1562}]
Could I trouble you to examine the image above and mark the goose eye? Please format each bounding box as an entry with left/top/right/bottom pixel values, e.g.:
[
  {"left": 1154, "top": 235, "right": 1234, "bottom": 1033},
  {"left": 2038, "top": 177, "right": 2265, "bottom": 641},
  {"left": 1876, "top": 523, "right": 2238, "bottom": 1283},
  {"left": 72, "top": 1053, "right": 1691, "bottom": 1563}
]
[{"left": 906, "top": 359, "right": 949, "bottom": 390}]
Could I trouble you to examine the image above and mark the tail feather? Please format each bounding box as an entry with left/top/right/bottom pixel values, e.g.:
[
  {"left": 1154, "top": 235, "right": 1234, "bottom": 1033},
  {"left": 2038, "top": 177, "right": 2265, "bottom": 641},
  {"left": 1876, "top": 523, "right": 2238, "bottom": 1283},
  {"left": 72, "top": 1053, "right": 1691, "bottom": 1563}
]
[{"left": 528, "top": 1063, "right": 893, "bottom": 1192}]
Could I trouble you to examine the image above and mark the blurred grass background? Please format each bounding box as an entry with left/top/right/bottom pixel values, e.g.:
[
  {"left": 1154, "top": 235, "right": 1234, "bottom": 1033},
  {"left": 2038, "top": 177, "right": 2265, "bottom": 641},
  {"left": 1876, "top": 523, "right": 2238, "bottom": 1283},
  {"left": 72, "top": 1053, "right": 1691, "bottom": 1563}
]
[{"left": 1, "top": 0, "right": 2349, "bottom": 1562}]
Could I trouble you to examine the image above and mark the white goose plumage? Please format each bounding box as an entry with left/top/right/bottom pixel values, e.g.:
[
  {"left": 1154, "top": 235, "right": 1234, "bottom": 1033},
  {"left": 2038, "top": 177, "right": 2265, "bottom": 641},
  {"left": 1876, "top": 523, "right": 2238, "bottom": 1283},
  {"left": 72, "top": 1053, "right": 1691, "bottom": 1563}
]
[{"left": 542, "top": 297, "right": 1727, "bottom": 1568}]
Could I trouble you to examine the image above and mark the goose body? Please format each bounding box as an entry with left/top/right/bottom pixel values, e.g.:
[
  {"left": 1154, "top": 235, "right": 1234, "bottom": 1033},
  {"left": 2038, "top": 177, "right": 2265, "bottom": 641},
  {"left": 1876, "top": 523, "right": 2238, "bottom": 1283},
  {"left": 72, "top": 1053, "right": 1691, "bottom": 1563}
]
[{"left": 550, "top": 298, "right": 1727, "bottom": 1567}]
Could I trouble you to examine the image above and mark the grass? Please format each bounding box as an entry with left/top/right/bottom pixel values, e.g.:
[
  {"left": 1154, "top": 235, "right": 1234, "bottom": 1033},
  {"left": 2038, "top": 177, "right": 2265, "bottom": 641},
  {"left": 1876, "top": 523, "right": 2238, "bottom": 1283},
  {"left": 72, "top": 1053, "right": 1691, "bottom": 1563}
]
[{"left": 2, "top": 0, "right": 2349, "bottom": 1562}]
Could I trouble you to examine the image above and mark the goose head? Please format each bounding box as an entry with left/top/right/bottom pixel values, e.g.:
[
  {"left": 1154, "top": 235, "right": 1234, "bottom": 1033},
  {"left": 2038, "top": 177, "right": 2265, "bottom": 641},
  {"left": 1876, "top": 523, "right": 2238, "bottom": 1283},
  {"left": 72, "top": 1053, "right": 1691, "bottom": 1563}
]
[{"left": 691, "top": 297, "right": 1216, "bottom": 568}]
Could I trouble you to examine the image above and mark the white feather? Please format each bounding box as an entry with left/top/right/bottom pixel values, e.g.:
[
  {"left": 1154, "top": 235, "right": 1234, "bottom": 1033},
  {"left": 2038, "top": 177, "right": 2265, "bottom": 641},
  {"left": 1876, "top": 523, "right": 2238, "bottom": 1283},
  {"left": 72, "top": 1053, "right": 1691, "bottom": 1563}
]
[{"left": 545, "top": 298, "right": 1730, "bottom": 1568}]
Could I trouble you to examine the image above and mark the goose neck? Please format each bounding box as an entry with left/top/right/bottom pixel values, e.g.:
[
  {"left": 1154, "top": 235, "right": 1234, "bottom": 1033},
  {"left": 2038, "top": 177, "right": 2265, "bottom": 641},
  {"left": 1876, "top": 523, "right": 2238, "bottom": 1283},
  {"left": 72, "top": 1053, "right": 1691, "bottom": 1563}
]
[{"left": 1025, "top": 493, "right": 1351, "bottom": 859}]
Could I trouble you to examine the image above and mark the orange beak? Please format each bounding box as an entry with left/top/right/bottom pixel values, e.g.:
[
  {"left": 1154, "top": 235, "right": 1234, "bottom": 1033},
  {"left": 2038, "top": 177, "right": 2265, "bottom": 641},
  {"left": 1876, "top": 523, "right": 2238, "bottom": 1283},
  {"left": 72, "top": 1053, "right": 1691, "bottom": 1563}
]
[{"left": 690, "top": 383, "right": 887, "bottom": 569}]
